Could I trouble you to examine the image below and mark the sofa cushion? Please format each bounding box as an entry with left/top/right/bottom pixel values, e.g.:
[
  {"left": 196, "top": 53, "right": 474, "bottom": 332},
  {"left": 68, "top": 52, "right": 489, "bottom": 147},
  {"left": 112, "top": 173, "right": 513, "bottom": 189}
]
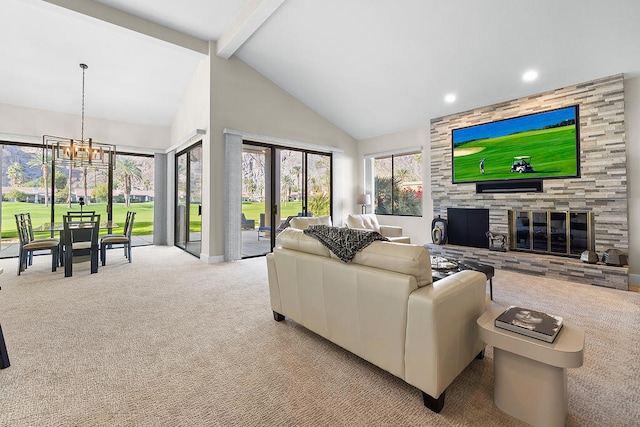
[
  {"left": 346, "top": 214, "right": 380, "bottom": 232},
  {"left": 351, "top": 241, "right": 432, "bottom": 287},
  {"left": 276, "top": 228, "right": 331, "bottom": 257},
  {"left": 289, "top": 215, "right": 332, "bottom": 230}
]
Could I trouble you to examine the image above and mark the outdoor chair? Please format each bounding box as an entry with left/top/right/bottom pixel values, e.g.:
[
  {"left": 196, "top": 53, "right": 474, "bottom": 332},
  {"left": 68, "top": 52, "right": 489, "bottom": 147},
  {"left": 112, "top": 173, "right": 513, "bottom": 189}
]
[
  {"left": 241, "top": 213, "right": 255, "bottom": 230},
  {"left": 100, "top": 211, "right": 135, "bottom": 266}
]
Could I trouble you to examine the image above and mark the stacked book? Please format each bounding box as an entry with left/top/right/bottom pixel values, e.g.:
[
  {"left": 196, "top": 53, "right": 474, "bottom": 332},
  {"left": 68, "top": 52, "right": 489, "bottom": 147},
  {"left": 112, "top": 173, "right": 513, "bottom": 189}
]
[{"left": 495, "top": 306, "right": 564, "bottom": 343}]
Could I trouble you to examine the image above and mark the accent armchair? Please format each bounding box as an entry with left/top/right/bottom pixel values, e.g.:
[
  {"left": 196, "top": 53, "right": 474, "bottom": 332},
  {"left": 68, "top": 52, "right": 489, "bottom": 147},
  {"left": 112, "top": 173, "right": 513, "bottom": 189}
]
[{"left": 345, "top": 214, "right": 411, "bottom": 243}]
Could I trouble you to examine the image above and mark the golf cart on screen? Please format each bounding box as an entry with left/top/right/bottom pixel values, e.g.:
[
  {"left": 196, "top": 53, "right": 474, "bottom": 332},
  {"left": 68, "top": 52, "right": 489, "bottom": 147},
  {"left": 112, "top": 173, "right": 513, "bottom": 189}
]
[{"left": 510, "top": 156, "right": 535, "bottom": 173}]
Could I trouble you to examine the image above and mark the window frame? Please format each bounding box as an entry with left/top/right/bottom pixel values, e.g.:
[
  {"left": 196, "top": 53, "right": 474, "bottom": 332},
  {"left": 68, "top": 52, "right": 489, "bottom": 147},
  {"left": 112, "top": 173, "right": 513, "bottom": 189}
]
[{"left": 367, "top": 149, "right": 423, "bottom": 217}]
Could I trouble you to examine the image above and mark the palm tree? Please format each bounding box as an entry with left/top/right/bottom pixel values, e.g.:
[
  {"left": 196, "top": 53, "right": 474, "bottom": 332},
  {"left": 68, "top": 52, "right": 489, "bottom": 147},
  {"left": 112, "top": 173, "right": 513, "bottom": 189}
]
[
  {"left": 116, "top": 158, "right": 142, "bottom": 207},
  {"left": 27, "top": 151, "right": 51, "bottom": 206},
  {"left": 7, "top": 161, "right": 24, "bottom": 187}
]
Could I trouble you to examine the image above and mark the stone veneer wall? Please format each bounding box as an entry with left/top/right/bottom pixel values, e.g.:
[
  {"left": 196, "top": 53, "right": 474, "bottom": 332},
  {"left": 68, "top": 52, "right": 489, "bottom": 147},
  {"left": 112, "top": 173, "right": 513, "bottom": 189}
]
[{"left": 430, "top": 74, "right": 628, "bottom": 288}]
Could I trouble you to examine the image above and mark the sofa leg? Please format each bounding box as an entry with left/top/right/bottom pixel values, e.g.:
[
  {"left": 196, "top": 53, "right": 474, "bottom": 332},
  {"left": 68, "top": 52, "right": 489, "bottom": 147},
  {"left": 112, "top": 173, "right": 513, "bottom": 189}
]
[
  {"left": 476, "top": 349, "right": 485, "bottom": 360},
  {"left": 273, "top": 311, "right": 285, "bottom": 322},
  {"left": 422, "top": 390, "right": 445, "bottom": 413}
]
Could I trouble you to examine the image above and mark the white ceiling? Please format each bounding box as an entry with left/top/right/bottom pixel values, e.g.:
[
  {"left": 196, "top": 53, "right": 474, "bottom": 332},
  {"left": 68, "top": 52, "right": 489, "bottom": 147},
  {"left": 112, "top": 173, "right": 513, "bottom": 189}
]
[{"left": 2, "top": 0, "right": 640, "bottom": 140}]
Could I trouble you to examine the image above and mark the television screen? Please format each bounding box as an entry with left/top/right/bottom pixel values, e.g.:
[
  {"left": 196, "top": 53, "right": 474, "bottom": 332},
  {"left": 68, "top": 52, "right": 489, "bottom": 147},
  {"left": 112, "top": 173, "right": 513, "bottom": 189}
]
[{"left": 451, "top": 105, "right": 580, "bottom": 183}]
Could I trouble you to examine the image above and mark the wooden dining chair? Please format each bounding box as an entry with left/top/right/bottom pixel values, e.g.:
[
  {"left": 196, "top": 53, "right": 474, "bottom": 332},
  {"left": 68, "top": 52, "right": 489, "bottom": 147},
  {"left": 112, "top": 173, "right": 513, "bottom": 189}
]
[
  {"left": 14, "top": 213, "right": 59, "bottom": 276},
  {"left": 62, "top": 214, "right": 101, "bottom": 277},
  {"left": 100, "top": 211, "right": 135, "bottom": 266}
]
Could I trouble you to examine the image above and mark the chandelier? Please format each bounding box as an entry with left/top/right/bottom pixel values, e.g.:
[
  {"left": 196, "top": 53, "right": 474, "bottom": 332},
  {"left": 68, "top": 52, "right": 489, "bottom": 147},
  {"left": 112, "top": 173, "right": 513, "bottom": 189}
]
[{"left": 43, "top": 63, "right": 115, "bottom": 169}]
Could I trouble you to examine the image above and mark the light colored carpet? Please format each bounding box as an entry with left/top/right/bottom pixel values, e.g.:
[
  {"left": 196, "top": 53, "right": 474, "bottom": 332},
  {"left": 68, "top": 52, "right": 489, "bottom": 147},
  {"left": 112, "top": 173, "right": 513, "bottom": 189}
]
[{"left": 0, "top": 246, "right": 638, "bottom": 426}]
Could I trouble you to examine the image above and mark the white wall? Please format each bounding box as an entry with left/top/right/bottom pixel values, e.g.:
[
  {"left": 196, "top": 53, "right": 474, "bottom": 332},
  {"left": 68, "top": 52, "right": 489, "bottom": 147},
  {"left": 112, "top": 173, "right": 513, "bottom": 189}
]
[
  {"left": 0, "top": 103, "right": 169, "bottom": 150},
  {"left": 625, "top": 76, "right": 640, "bottom": 283},
  {"left": 357, "top": 127, "right": 432, "bottom": 245},
  {"left": 168, "top": 57, "right": 211, "bottom": 250},
  {"left": 170, "top": 42, "right": 358, "bottom": 261}
]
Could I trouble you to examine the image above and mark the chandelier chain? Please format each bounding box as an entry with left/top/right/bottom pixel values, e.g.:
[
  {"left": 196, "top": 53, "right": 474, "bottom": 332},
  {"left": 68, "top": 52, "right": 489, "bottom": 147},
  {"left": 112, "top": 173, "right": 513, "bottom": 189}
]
[{"left": 80, "top": 63, "right": 88, "bottom": 143}]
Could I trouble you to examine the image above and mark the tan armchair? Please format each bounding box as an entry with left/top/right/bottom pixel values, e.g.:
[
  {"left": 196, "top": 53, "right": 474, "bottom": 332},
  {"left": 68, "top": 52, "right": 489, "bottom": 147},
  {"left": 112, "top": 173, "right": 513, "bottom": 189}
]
[{"left": 345, "top": 214, "right": 410, "bottom": 243}]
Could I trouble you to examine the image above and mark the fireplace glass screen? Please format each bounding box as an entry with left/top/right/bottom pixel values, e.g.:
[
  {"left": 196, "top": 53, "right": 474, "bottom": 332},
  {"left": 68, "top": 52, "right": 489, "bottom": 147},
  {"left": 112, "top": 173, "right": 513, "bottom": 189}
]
[{"left": 509, "top": 210, "right": 594, "bottom": 257}]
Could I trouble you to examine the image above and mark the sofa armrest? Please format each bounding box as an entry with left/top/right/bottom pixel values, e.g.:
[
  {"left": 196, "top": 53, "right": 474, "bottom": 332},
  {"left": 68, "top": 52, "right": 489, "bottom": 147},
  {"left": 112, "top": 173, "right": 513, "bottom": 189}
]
[
  {"left": 404, "top": 270, "right": 487, "bottom": 398},
  {"left": 379, "top": 225, "right": 403, "bottom": 238}
]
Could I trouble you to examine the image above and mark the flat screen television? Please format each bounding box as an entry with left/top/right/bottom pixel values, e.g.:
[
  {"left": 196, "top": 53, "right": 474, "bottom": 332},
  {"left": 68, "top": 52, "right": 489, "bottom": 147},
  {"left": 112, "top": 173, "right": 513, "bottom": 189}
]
[{"left": 451, "top": 105, "right": 580, "bottom": 184}]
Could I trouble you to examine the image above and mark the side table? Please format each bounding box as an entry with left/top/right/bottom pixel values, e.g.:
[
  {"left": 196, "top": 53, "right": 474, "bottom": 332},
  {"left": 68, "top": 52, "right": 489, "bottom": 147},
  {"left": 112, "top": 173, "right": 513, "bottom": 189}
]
[
  {"left": 477, "top": 307, "right": 584, "bottom": 427},
  {"left": 460, "top": 261, "right": 495, "bottom": 300}
]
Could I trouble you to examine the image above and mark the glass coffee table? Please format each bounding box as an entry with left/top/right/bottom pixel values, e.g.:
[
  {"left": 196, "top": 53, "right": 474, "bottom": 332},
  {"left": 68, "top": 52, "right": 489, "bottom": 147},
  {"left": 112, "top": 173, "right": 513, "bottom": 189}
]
[{"left": 430, "top": 256, "right": 495, "bottom": 299}]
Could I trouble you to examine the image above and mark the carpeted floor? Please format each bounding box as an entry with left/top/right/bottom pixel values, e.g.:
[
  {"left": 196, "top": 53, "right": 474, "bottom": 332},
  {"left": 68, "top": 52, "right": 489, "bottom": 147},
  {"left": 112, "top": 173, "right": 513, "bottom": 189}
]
[{"left": 0, "top": 246, "right": 638, "bottom": 426}]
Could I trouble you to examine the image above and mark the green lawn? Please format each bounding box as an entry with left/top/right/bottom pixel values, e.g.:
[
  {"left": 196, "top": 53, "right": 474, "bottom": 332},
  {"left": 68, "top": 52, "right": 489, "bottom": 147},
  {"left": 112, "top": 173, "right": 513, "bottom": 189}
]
[
  {"left": 242, "top": 201, "right": 303, "bottom": 224},
  {"left": 453, "top": 125, "right": 578, "bottom": 182},
  {"left": 1, "top": 202, "right": 155, "bottom": 239},
  {"left": 2, "top": 200, "right": 311, "bottom": 239}
]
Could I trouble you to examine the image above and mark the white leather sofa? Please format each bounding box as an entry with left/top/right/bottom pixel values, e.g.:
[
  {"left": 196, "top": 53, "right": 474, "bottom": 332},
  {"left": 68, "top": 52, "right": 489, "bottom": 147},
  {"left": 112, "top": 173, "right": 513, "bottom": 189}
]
[
  {"left": 266, "top": 228, "right": 487, "bottom": 412},
  {"left": 345, "top": 213, "right": 411, "bottom": 243}
]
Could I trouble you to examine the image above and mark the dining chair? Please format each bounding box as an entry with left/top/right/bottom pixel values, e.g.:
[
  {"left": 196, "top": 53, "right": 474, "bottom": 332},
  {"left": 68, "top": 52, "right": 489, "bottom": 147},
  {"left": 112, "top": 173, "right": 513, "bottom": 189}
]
[
  {"left": 15, "top": 213, "right": 59, "bottom": 276},
  {"left": 24, "top": 212, "right": 60, "bottom": 267},
  {"left": 100, "top": 211, "right": 135, "bottom": 266},
  {"left": 62, "top": 214, "right": 101, "bottom": 277}
]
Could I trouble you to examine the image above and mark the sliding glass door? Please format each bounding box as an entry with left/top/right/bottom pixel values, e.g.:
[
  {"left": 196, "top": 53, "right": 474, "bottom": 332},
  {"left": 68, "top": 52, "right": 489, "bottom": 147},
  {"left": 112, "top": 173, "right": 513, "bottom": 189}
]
[
  {"left": 240, "top": 142, "right": 332, "bottom": 258},
  {"left": 175, "top": 143, "right": 202, "bottom": 257},
  {"left": 1, "top": 142, "right": 154, "bottom": 258}
]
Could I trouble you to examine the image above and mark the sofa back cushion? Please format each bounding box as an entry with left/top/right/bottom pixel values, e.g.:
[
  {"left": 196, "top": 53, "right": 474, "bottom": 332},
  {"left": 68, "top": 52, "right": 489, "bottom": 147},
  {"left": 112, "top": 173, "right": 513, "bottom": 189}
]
[
  {"left": 289, "top": 215, "right": 332, "bottom": 230},
  {"left": 346, "top": 214, "right": 380, "bottom": 232},
  {"left": 352, "top": 242, "right": 432, "bottom": 287},
  {"left": 279, "top": 228, "right": 432, "bottom": 287},
  {"left": 277, "top": 228, "right": 331, "bottom": 257}
]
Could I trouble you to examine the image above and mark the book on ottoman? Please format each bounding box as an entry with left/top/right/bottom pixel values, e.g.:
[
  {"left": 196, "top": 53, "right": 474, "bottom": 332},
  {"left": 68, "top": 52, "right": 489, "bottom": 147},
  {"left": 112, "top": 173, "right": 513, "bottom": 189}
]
[{"left": 495, "top": 306, "right": 564, "bottom": 343}]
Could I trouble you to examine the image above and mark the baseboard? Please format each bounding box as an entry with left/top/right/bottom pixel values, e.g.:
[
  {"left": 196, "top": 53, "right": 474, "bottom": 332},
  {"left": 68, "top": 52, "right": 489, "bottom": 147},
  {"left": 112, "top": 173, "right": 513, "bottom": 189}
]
[
  {"left": 201, "top": 253, "right": 225, "bottom": 264},
  {"left": 629, "top": 274, "right": 640, "bottom": 292}
]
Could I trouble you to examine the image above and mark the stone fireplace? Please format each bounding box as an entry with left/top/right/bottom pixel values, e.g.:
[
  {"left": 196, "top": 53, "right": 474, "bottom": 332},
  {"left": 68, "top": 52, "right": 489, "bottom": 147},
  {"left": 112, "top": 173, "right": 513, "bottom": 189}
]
[{"left": 428, "top": 74, "right": 629, "bottom": 290}]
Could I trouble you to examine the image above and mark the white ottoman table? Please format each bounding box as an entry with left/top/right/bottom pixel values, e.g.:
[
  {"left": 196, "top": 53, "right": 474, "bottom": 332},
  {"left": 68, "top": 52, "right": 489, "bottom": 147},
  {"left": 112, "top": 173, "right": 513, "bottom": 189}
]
[{"left": 477, "top": 307, "right": 584, "bottom": 427}]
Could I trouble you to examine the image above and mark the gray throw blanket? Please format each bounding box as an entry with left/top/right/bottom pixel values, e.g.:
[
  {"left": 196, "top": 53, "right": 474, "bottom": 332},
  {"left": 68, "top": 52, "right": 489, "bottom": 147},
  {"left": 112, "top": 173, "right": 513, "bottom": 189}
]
[{"left": 303, "top": 225, "right": 388, "bottom": 263}]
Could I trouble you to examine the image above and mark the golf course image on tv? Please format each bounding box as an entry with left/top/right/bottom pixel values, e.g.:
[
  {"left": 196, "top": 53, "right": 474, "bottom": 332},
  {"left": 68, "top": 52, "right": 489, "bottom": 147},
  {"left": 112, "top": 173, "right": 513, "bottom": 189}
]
[{"left": 452, "top": 105, "right": 580, "bottom": 183}]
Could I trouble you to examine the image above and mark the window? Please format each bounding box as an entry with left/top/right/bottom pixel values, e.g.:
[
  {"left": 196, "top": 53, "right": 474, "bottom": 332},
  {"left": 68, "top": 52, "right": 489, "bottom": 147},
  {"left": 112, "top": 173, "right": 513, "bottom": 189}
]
[{"left": 373, "top": 152, "right": 422, "bottom": 216}]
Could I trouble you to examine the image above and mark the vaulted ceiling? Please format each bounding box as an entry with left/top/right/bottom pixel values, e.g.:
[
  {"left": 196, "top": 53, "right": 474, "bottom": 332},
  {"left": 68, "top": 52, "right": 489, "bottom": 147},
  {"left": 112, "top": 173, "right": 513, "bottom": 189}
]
[{"left": 2, "top": 0, "right": 640, "bottom": 140}]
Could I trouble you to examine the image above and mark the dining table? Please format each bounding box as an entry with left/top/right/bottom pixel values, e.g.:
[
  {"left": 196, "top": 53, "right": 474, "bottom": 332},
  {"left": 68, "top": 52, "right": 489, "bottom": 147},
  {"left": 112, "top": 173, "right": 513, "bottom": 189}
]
[{"left": 34, "top": 221, "right": 119, "bottom": 276}]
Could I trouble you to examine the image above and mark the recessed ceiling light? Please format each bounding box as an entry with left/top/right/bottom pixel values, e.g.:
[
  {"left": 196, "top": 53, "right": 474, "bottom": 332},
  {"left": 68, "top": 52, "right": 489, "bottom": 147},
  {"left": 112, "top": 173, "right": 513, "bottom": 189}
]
[
  {"left": 523, "top": 70, "right": 538, "bottom": 82},
  {"left": 444, "top": 93, "right": 456, "bottom": 103}
]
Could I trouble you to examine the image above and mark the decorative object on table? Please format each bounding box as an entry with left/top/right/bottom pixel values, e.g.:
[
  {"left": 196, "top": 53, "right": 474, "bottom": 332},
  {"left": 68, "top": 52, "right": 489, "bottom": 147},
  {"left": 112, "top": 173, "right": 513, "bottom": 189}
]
[
  {"left": 356, "top": 194, "right": 371, "bottom": 214},
  {"left": 495, "top": 306, "right": 563, "bottom": 343},
  {"left": 602, "top": 248, "right": 627, "bottom": 266},
  {"left": 430, "top": 215, "right": 448, "bottom": 245},
  {"left": 580, "top": 250, "right": 599, "bottom": 264},
  {"left": 430, "top": 255, "right": 458, "bottom": 271},
  {"left": 42, "top": 63, "right": 115, "bottom": 170},
  {"left": 485, "top": 230, "right": 507, "bottom": 251}
]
